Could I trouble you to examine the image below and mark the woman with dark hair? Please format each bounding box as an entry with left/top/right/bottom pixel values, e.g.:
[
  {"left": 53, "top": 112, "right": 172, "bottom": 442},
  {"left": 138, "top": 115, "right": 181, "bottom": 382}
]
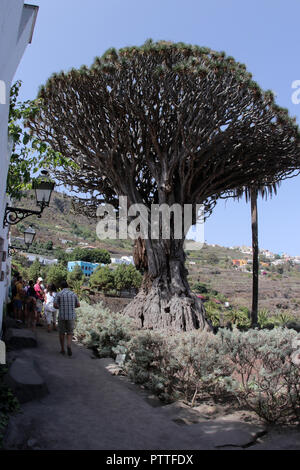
[{"left": 44, "top": 283, "right": 58, "bottom": 332}]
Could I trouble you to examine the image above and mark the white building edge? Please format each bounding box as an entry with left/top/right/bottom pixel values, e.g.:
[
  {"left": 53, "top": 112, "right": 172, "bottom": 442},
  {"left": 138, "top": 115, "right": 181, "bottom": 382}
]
[{"left": 0, "top": 0, "right": 38, "bottom": 359}]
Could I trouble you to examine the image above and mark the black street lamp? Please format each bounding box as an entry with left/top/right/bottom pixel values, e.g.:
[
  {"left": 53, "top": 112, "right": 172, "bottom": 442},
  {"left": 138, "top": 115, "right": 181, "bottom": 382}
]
[
  {"left": 24, "top": 226, "right": 36, "bottom": 247},
  {"left": 8, "top": 226, "right": 36, "bottom": 256},
  {"left": 33, "top": 171, "right": 55, "bottom": 208},
  {"left": 3, "top": 170, "right": 55, "bottom": 227}
]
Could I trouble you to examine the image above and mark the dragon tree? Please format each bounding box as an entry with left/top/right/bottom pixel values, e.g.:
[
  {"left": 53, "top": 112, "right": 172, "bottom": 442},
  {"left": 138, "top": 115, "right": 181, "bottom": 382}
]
[{"left": 28, "top": 40, "right": 300, "bottom": 331}]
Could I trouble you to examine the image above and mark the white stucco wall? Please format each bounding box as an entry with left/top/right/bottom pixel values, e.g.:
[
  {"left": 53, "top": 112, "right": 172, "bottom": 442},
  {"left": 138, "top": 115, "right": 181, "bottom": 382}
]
[{"left": 0, "top": 1, "right": 38, "bottom": 336}]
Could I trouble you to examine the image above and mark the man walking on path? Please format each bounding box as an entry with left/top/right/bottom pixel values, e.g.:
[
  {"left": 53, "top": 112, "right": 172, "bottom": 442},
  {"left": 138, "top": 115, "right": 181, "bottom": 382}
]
[{"left": 54, "top": 281, "right": 80, "bottom": 356}]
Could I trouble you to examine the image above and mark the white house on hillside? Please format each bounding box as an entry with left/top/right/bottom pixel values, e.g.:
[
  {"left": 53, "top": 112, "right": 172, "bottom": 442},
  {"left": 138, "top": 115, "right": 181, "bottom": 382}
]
[
  {"left": 0, "top": 1, "right": 38, "bottom": 352},
  {"left": 240, "top": 246, "right": 253, "bottom": 255},
  {"left": 110, "top": 256, "right": 134, "bottom": 266},
  {"left": 23, "top": 253, "right": 58, "bottom": 266},
  {"left": 271, "top": 259, "right": 285, "bottom": 266},
  {"left": 260, "top": 249, "right": 275, "bottom": 259}
]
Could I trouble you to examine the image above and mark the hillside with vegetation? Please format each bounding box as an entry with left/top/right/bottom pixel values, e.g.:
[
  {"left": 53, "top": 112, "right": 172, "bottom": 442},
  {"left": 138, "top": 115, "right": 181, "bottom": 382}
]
[
  {"left": 10, "top": 191, "right": 134, "bottom": 256},
  {"left": 10, "top": 191, "right": 300, "bottom": 323},
  {"left": 186, "top": 244, "right": 300, "bottom": 318}
]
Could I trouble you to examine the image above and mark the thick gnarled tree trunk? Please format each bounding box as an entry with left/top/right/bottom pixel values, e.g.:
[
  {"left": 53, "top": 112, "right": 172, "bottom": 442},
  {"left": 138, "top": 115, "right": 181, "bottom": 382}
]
[{"left": 124, "top": 238, "right": 211, "bottom": 332}]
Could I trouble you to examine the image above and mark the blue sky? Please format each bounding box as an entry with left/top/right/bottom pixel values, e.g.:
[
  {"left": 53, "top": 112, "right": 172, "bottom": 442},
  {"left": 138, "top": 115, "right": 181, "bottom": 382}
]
[{"left": 15, "top": 0, "right": 300, "bottom": 255}]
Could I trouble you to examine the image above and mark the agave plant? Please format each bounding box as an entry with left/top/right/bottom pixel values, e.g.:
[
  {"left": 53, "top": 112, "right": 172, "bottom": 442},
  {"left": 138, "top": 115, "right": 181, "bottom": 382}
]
[
  {"left": 204, "top": 302, "right": 221, "bottom": 327},
  {"left": 225, "top": 308, "right": 251, "bottom": 328},
  {"left": 276, "top": 311, "right": 295, "bottom": 326},
  {"left": 257, "top": 308, "right": 272, "bottom": 327}
]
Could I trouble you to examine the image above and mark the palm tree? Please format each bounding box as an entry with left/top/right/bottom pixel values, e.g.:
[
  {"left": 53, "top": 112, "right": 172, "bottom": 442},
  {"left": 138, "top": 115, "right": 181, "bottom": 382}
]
[
  {"left": 233, "top": 182, "right": 280, "bottom": 327},
  {"left": 250, "top": 186, "right": 259, "bottom": 326}
]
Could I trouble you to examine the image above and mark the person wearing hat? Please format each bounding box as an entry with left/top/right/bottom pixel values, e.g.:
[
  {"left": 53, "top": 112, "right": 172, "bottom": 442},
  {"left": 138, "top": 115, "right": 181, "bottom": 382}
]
[{"left": 34, "top": 277, "right": 45, "bottom": 323}]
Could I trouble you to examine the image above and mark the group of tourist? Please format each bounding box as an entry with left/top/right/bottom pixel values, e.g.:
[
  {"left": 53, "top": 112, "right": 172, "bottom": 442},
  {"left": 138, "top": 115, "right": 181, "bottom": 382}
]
[
  {"left": 10, "top": 273, "right": 80, "bottom": 357},
  {"left": 11, "top": 274, "right": 58, "bottom": 332}
]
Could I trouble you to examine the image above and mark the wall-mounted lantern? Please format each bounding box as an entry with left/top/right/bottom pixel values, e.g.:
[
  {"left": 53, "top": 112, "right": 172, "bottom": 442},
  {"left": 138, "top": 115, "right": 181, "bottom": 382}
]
[
  {"left": 3, "top": 170, "right": 55, "bottom": 227},
  {"left": 8, "top": 226, "right": 36, "bottom": 256}
]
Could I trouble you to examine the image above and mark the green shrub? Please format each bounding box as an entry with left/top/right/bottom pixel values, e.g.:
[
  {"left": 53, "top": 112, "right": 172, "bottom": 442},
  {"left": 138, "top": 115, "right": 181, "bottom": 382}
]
[
  {"left": 219, "top": 328, "right": 300, "bottom": 424},
  {"left": 225, "top": 308, "right": 251, "bottom": 328},
  {"left": 69, "top": 279, "right": 90, "bottom": 302},
  {"left": 114, "top": 264, "right": 142, "bottom": 292},
  {"left": 95, "top": 314, "right": 134, "bottom": 358},
  {"left": 70, "top": 247, "right": 111, "bottom": 264},
  {"left": 192, "top": 282, "right": 208, "bottom": 294},
  {"left": 276, "top": 312, "right": 296, "bottom": 326},
  {"left": 206, "top": 253, "right": 219, "bottom": 265},
  {"left": 45, "top": 240, "right": 53, "bottom": 251},
  {"left": 204, "top": 301, "right": 222, "bottom": 327},
  {"left": 67, "top": 264, "right": 84, "bottom": 284},
  {"left": 89, "top": 266, "right": 115, "bottom": 293},
  {"left": 28, "top": 258, "right": 43, "bottom": 282},
  {"left": 45, "top": 263, "right": 68, "bottom": 288},
  {"left": 125, "top": 331, "right": 180, "bottom": 402},
  {"left": 170, "top": 331, "right": 234, "bottom": 403},
  {"left": 214, "top": 293, "right": 227, "bottom": 303},
  {"left": 74, "top": 301, "right": 135, "bottom": 358},
  {"left": 125, "top": 328, "right": 300, "bottom": 423},
  {"left": 74, "top": 303, "right": 300, "bottom": 424},
  {"left": 257, "top": 308, "right": 272, "bottom": 328},
  {"left": 90, "top": 264, "right": 142, "bottom": 294},
  {"left": 73, "top": 302, "right": 105, "bottom": 348},
  {"left": 125, "top": 330, "right": 233, "bottom": 404}
]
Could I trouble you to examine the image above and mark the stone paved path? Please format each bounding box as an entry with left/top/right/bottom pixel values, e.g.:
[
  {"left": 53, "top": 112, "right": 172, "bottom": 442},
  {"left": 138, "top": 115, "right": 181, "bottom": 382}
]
[{"left": 3, "top": 327, "right": 300, "bottom": 450}]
